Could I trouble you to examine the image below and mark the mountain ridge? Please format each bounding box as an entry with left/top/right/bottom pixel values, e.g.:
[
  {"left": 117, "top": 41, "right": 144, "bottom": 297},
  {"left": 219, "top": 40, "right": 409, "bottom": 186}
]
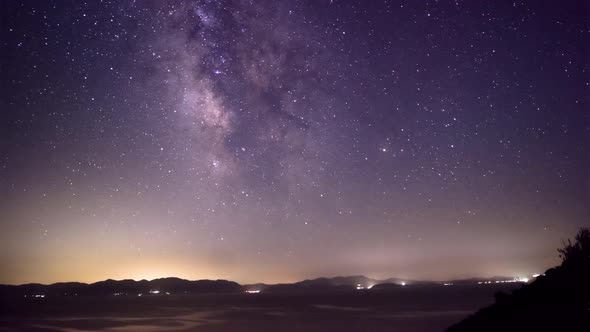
[{"left": 1, "top": 274, "right": 523, "bottom": 297}]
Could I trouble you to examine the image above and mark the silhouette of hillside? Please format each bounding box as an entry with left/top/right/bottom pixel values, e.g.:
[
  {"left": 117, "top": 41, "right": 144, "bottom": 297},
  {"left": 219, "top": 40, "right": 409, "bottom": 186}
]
[
  {"left": 0, "top": 274, "right": 526, "bottom": 297},
  {"left": 446, "top": 228, "right": 590, "bottom": 332},
  {"left": 1, "top": 274, "right": 444, "bottom": 297},
  {"left": 0, "top": 277, "right": 242, "bottom": 297},
  {"left": 247, "top": 275, "right": 427, "bottom": 293}
]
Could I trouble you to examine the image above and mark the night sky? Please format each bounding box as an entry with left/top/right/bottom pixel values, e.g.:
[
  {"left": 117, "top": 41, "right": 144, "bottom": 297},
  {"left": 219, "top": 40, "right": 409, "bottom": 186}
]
[{"left": 1, "top": 0, "right": 588, "bottom": 285}]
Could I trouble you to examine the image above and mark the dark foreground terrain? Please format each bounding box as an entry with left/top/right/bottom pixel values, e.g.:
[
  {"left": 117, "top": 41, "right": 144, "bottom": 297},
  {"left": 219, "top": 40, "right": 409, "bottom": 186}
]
[
  {"left": 0, "top": 284, "right": 519, "bottom": 332},
  {"left": 446, "top": 228, "right": 590, "bottom": 332}
]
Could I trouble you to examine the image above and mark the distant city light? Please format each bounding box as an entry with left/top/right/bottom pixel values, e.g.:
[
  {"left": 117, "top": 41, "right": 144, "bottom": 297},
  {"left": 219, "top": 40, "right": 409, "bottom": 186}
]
[
  {"left": 400, "top": 282, "right": 406, "bottom": 286},
  {"left": 356, "top": 284, "right": 374, "bottom": 290},
  {"left": 149, "top": 290, "right": 160, "bottom": 294},
  {"left": 245, "top": 290, "right": 261, "bottom": 294},
  {"left": 477, "top": 277, "right": 532, "bottom": 285}
]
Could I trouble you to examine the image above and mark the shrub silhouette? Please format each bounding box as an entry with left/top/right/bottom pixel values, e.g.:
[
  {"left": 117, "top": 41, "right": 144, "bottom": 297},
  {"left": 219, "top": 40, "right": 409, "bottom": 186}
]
[
  {"left": 446, "top": 227, "right": 590, "bottom": 332},
  {"left": 559, "top": 228, "right": 590, "bottom": 267}
]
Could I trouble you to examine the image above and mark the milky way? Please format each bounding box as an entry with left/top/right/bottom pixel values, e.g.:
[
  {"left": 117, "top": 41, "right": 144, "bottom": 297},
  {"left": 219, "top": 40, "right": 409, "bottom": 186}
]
[{"left": 1, "top": 0, "right": 588, "bottom": 284}]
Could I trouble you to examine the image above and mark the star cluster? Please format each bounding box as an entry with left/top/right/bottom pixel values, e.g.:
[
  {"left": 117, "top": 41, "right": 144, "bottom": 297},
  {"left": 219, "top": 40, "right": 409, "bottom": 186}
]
[{"left": 1, "top": 0, "right": 588, "bottom": 284}]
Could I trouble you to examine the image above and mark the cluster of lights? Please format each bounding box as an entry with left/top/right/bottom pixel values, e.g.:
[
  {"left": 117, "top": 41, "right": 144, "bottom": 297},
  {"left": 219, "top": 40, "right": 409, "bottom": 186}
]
[
  {"left": 24, "top": 294, "right": 45, "bottom": 298},
  {"left": 135, "top": 290, "right": 171, "bottom": 296},
  {"left": 355, "top": 282, "right": 406, "bottom": 289},
  {"left": 355, "top": 284, "right": 376, "bottom": 290},
  {"left": 245, "top": 290, "right": 261, "bottom": 294},
  {"left": 477, "top": 277, "right": 530, "bottom": 285}
]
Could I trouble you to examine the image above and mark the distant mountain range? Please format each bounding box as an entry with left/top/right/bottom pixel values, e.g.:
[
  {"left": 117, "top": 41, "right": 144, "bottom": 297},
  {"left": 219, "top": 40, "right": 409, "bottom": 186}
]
[
  {"left": 0, "top": 275, "right": 523, "bottom": 297},
  {"left": 244, "top": 275, "right": 427, "bottom": 292},
  {"left": 0, "top": 278, "right": 241, "bottom": 297}
]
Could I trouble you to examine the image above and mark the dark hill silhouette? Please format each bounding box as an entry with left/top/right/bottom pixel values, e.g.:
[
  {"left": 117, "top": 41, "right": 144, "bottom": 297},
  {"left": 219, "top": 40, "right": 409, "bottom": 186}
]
[
  {"left": 1, "top": 275, "right": 434, "bottom": 297},
  {"left": 1, "top": 274, "right": 526, "bottom": 297},
  {"left": 0, "top": 278, "right": 242, "bottom": 297},
  {"left": 253, "top": 275, "right": 422, "bottom": 293},
  {"left": 446, "top": 227, "right": 590, "bottom": 332},
  {"left": 370, "top": 283, "right": 404, "bottom": 290}
]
